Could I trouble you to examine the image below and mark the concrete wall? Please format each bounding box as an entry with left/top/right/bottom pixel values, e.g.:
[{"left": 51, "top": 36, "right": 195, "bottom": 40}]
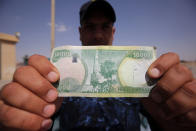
[
  {"left": 0, "top": 41, "right": 16, "bottom": 80},
  {"left": 0, "top": 33, "right": 19, "bottom": 81}
]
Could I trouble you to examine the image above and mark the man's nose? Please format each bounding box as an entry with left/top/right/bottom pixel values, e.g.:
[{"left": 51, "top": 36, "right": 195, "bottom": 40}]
[{"left": 93, "top": 27, "right": 104, "bottom": 40}]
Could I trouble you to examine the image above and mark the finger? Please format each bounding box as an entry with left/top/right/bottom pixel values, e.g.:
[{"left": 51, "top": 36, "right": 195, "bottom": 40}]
[
  {"left": 146, "top": 53, "right": 180, "bottom": 85},
  {"left": 0, "top": 82, "right": 56, "bottom": 118},
  {"left": 141, "top": 98, "right": 164, "bottom": 119},
  {"left": 141, "top": 98, "right": 196, "bottom": 130},
  {"left": 150, "top": 64, "right": 193, "bottom": 103},
  {"left": 0, "top": 100, "right": 52, "bottom": 131},
  {"left": 13, "top": 66, "right": 58, "bottom": 102},
  {"left": 161, "top": 79, "right": 196, "bottom": 119},
  {"left": 174, "top": 108, "right": 196, "bottom": 127},
  {"left": 28, "top": 54, "right": 60, "bottom": 83}
]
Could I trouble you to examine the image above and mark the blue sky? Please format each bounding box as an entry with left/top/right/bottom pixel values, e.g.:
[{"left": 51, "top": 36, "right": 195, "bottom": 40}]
[{"left": 0, "top": 0, "right": 196, "bottom": 62}]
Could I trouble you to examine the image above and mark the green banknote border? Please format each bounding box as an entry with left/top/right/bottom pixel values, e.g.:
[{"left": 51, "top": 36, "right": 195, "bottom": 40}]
[{"left": 58, "top": 92, "right": 151, "bottom": 97}]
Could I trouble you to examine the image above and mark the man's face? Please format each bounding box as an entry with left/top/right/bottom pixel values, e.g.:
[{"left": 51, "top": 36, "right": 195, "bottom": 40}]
[{"left": 79, "top": 11, "right": 115, "bottom": 46}]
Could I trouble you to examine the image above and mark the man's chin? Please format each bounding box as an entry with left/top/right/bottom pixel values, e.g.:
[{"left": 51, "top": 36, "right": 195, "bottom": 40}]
[{"left": 82, "top": 42, "right": 110, "bottom": 46}]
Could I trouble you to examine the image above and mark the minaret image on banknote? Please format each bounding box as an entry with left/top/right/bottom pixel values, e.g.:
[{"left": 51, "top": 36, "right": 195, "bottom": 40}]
[
  {"left": 94, "top": 50, "right": 106, "bottom": 83},
  {"left": 90, "top": 50, "right": 117, "bottom": 92},
  {"left": 93, "top": 50, "right": 99, "bottom": 75},
  {"left": 91, "top": 50, "right": 104, "bottom": 89}
]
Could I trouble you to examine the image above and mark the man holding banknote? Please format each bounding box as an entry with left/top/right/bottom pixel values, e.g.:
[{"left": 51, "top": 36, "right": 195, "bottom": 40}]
[{"left": 0, "top": 0, "right": 196, "bottom": 131}]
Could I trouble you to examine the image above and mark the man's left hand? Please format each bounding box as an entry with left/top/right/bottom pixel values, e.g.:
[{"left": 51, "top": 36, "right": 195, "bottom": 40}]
[{"left": 142, "top": 52, "right": 196, "bottom": 130}]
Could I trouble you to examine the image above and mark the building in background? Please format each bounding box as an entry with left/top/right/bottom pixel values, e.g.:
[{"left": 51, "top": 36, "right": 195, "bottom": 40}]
[{"left": 0, "top": 33, "right": 19, "bottom": 88}]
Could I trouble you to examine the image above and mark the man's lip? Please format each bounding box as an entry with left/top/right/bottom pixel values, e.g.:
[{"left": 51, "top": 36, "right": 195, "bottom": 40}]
[{"left": 88, "top": 41, "right": 106, "bottom": 45}]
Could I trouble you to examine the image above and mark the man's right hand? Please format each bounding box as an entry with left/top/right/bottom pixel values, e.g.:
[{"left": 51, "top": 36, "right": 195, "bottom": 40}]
[{"left": 0, "top": 55, "right": 62, "bottom": 131}]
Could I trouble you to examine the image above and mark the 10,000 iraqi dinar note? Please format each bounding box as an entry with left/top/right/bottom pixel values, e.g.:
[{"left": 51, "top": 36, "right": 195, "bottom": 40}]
[{"left": 51, "top": 46, "right": 156, "bottom": 97}]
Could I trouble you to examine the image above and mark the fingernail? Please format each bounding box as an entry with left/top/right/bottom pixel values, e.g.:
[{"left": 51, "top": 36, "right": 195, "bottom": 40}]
[
  {"left": 43, "top": 104, "right": 55, "bottom": 117},
  {"left": 150, "top": 68, "right": 160, "bottom": 78},
  {"left": 145, "top": 72, "right": 158, "bottom": 86},
  {"left": 41, "top": 119, "right": 53, "bottom": 130},
  {"left": 151, "top": 92, "right": 162, "bottom": 103},
  {"left": 46, "top": 89, "right": 58, "bottom": 102},
  {"left": 47, "top": 71, "right": 58, "bottom": 82}
]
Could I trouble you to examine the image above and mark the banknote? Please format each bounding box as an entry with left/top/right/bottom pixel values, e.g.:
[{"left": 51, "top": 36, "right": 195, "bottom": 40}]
[{"left": 51, "top": 46, "right": 156, "bottom": 97}]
